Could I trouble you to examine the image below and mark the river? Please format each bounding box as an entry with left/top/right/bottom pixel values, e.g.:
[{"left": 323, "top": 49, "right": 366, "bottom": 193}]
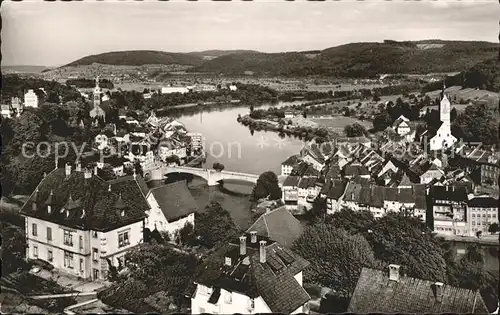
[{"left": 152, "top": 101, "right": 305, "bottom": 229}]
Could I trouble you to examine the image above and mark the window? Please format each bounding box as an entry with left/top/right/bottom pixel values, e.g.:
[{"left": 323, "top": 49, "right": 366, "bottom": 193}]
[
  {"left": 92, "top": 248, "right": 98, "bottom": 262},
  {"left": 47, "top": 227, "right": 52, "bottom": 241},
  {"left": 64, "top": 230, "right": 73, "bottom": 246},
  {"left": 79, "top": 235, "right": 83, "bottom": 250},
  {"left": 33, "top": 245, "right": 38, "bottom": 257},
  {"left": 472, "top": 221, "right": 476, "bottom": 226},
  {"left": 93, "top": 269, "right": 99, "bottom": 280},
  {"left": 488, "top": 214, "right": 491, "bottom": 218},
  {"left": 118, "top": 231, "right": 130, "bottom": 248},
  {"left": 92, "top": 231, "right": 98, "bottom": 238},
  {"left": 32, "top": 223, "right": 37, "bottom": 236},
  {"left": 482, "top": 214, "right": 486, "bottom": 218},
  {"left": 225, "top": 292, "right": 232, "bottom": 304},
  {"left": 64, "top": 251, "right": 74, "bottom": 268},
  {"left": 472, "top": 214, "right": 475, "bottom": 218},
  {"left": 80, "top": 259, "right": 84, "bottom": 272},
  {"left": 47, "top": 249, "right": 53, "bottom": 262}
]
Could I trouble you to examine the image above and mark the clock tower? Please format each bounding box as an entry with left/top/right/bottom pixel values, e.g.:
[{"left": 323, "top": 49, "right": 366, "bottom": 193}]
[
  {"left": 93, "top": 76, "right": 102, "bottom": 107},
  {"left": 440, "top": 82, "right": 450, "bottom": 128}
]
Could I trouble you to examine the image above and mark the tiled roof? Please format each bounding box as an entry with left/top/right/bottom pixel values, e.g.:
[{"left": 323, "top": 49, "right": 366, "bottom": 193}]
[
  {"left": 348, "top": 267, "right": 488, "bottom": 314},
  {"left": 149, "top": 180, "right": 198, "bottom": 222},
  {"left": 467, "top": 197, "right": 498, "bottom": 208},
  {"left": 298, "top": 177, "right": 317, "bottom": 189},
  {"left": 283, "top": 176, "right": 300, "bottom": 187},
  {"left": 246, "top": 206, "right": 304, "bottom": 248},
  {"left": 321, "top": 180, "right": 346, "bottom": 200},
  {"left": 429, "top": 185, "right": 468, "bottom": 202},
  {"left": 20, "top": 168, "right": 149, "bottom": 232},
  {"left": 194, "top": 233, "right": 310, "bottom": 314},
  {"left": 344, "top": 161, "right": 370, "bottom": 177},
  {"left": 282, "top": 155, "right": 300, "bottom": 166}
]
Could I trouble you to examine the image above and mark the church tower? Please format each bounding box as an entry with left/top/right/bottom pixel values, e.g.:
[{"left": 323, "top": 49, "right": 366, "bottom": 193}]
[
  {"left": 439, "top": 81, "right": 451, "bottom": 129},
  {"left": 93, "top": 76, "right": 102, "bottom": 107}
]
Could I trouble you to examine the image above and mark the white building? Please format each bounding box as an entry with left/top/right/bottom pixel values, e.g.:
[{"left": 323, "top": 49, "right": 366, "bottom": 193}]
[
  {"left": 161, "top": 86, "right": 190, "bottom": 94},
  {"left": 95, "top": 134, "right": 109, "bottom": 151},
  {"left": 188, "top": 232, "right": 310, "bottom": 314},
  {"left": 430, "top": 91, "right": 457, "bottom": 151},
  {"left": 467, "top": 196, "right": 499, "bottom": 236},
  {"left": 20, "top": 163, "right": 150, "bottom": 281},
  {"left": 24, "top": 89, "right": 39, "bottom": 108},
  {"left": 187, "top": 132, "right": 203, "bottom": 151},
  {"left": 144, "top": 180, "right": 197, "bottom": 239},
  {"left": 281, "top": 155, "right": 299, "bottom": 176},
  {"left": 428, "top": 185, "right": 468, "bottom": 236},
  {"left": 229, "top": 85, "right": 238, "bottom": 91}
]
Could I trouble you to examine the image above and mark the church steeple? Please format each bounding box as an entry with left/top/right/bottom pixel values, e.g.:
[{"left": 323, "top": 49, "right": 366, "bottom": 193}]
[{"left": 93, "top": 76, "right": 102, "bottom": 107}]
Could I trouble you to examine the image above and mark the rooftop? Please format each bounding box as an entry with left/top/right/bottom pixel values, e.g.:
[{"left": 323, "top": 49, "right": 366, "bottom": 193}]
[
  {"left": 193, "top": 233, "right": 310, "bottom": 314},
  {"left": 246, "top": 206, "right": 304, "bottom": 248},
  {"left": 348, "top": 267, "right": 488, "bottom": 314},
  {"left": 149, "top": 180, "right": 199, "bottom": 222},
  {"left": 20, "top": 168, "right": 150, "bottom": 232}
]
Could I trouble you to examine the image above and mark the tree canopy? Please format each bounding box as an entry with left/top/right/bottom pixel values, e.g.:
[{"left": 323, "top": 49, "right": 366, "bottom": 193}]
[
  {"left": 194, "top": 201, "right": 238, "bottom": 249},
  {"left": 250, "top": 171, "right": 282, "bottom": 202},
  {"left": 293, "top": 224, "right": 381, "bottom": 296}
]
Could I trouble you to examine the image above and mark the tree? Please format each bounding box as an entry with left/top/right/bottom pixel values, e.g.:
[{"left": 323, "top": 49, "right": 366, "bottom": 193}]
[
  {"left": 367, "top": 213, "right": 447, "bottom": 282},
  {"left": 372, "top": 112, "right": 392, "bottom": 131},
  {"left": 293, "top": 225, "right": 381, "bottom": 296},
  {"left": 165, "top": 155, "right": 180, "bottom": 165},
  {"left": 325, "top": 208, "right": 375, "bottom": 235},
  {"left": 250, "top": 171, "right": 282, "bottom": 201},
  {"left": 344, "top": 123, "right": 366, "bottom": 137},
  {"left": 175, "top": 222, "right": 195, "bottom": 246},
  {"left": 488, "top": 222, "right": 499, "bottom": 234},
  {"left": 194, "top": 201, "right": 238, "bottom": 249},
  {"left": 450, "top": 107, "right": 458, "bottom": 122},
  {"left": 1, "top": 220, "right": 28, "bottom": 274},
  {"left": 309, "top": 197, "right": 327, "bottom": 222},
  {"left": 372, "top": 94, "right": 381, "bottom": 102},
  {"left": 212, "top": 162, "right": 225, "bottom": 171},
  {"left": 124, "top": 243, "right": 198, "bottom": 303}
]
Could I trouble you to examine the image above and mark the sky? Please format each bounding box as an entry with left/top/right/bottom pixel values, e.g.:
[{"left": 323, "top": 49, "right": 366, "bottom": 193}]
[{"left": 2, "top": 0, "right": 498, "bottom": 67}]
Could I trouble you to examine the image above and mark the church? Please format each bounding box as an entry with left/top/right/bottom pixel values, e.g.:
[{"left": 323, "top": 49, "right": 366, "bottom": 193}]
[
  {"left": 428, "top": 85, "right": 457, "bottom": 151},
  {"left": 89, "top": 76, "right": 107, "bottom": 120}
]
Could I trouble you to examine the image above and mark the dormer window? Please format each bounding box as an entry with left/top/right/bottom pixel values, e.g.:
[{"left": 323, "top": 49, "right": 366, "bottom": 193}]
[{"left": 225, "top": 257, "right": 232, "bottom": 266}]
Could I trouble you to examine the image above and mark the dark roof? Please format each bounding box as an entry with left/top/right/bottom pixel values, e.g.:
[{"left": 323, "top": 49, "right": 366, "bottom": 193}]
[
  {"left": 282, "top": 155, "right": 299, "bottom": 166},
  {"left": 321, "top": 180, "right": 346, "bottom": 200},
  {"left": 149, "top": 180, "right": 198, "bottom": 221},
  {"left": 291, "top": 162, "right": 320, "bottom": 177},
  {"left": 344, "top": 161, "right": 370, "bottom": 177},
  {"left": 467, "top": 197, "right": 498, "bottom": 208},
  {"left": 20, "top": 168, "right": 149, "bottom": 232},
  {"left": 298, "top": 177, "right": 317, "bottom": 189},
  {"left": 429, "top": 185, "right": 468, "bottom": 202},
  {"left": 348, "top": 267, "right": 488, "bottom": 314},
  {"left": 283, "top": 176, "right": 300, "bottom": 187},
  {"left": 194, "top": 233, "right": 310, "bottom": 314},
  {"left": 246, "top": 207, "right": 304, "bottom": 248}
]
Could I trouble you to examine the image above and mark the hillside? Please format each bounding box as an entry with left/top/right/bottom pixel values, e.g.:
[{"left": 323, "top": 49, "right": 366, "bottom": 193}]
[
  {"left": 422, "top": 58, "right": 500, "bottom": 93},
  {"left": 63, "top": 50, "right": 204, "bottom": 67},
  {"left": 188, "top": 50, "right": 259, "bottom": 59},
  {"left": 2, "top": 65, "right": 51, "bottom": 74},
  {"left": 191, "top": 40, "right": 498, "bottom": 77}
]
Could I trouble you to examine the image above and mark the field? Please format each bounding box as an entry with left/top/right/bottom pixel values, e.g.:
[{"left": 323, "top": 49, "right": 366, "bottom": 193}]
[{"left": 309, "top": 116, "right": 372, "bottom": 132}]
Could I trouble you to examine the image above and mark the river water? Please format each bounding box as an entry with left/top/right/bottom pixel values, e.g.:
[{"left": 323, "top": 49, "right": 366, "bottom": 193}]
[{"left": 152, "top": 101, "right": 305, "bottom": 229}]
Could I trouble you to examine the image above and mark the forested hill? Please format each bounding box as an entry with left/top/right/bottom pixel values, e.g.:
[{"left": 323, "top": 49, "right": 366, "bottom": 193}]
[
  {"left": 63, "top": 50, "right": 205, "bottom": 67},
  {"left": 60, "top": 40, "right": 497, "bottom": 77},
  {"left": 422, "top": 58, "right": 500, "bottom": 93},
  {"left": 191, "top": 40, "right": 498, "bottom": 77}
]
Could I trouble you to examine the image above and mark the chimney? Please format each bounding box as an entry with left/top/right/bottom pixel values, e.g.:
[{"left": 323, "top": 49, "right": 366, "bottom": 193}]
[
  {"left": 446, "top": 186, "right": 449, "bottom": 192},
  {"left": 250, "top": 231, "right": 257, "bottom": 243},
  {"left": 66, "top": 210, "right": 70, "bottom": 218},
  {"left": 65, "top": 163, "right": 71, "bottom": 177},
  {"left": 75, "top": 160, "right": 81, "bottom": 172},
  {"left": 84, "top": 168, "right": 92, "bottom": 179},
  {"left": 32, "top": 201, "right": 37, "bottom": 211},
  {"left": 259, "top": 240, "right": 267, "bottom": 263},
  {"left": 388, "top": 264, "right": 400, "bottom": 282},
  {"left": 94, "top": 165, "right": 98, "bottom": 175},
  {"left": 239, "top": 236, "right": 247, "bottom": 256},
  {"left": 80, "top": 208, "right": 86, "bottom": 218},
  {"left": 451, "top": 186, "right": 455, "bottom": 192},
  {"left": 108, "top": 184, "right": 112, "bottom": 192},
  {"left": 434, "top": 282, "right": 444, "bottom": 302}
]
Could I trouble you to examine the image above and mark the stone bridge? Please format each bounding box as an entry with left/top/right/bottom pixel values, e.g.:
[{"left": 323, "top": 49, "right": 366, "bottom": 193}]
[{"left": 144, "top": 166, "right": 259, "bottom": 186}]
